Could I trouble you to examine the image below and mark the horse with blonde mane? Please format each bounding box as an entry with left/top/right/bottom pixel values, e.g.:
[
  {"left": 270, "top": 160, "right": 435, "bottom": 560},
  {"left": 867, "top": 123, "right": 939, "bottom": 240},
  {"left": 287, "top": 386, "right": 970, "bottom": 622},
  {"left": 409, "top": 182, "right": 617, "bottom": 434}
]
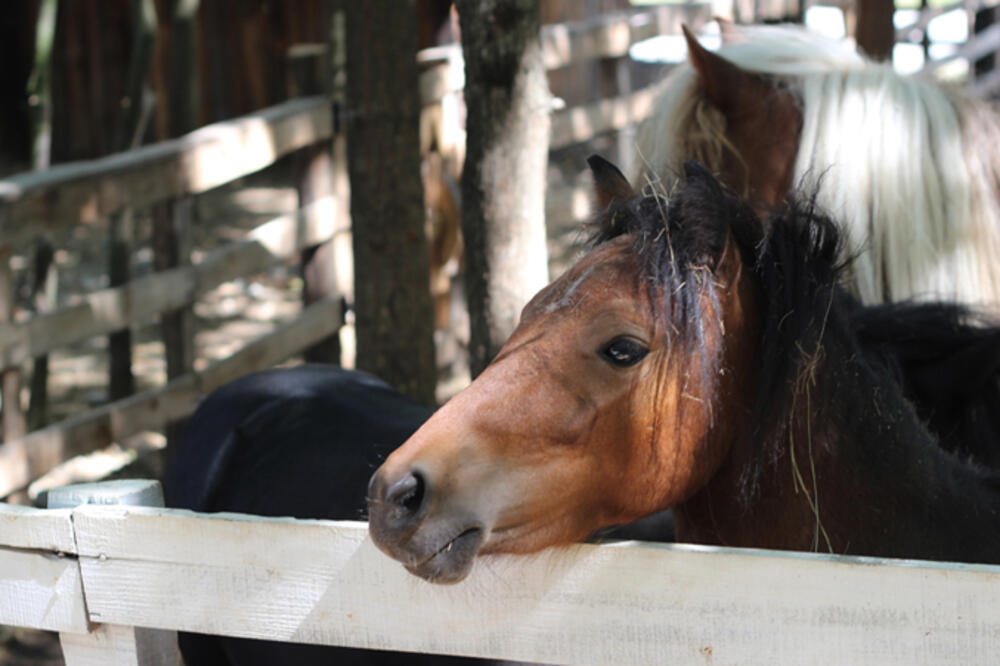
[{"left": 638, "top": 23, "right": 1000, "bottom": 309}]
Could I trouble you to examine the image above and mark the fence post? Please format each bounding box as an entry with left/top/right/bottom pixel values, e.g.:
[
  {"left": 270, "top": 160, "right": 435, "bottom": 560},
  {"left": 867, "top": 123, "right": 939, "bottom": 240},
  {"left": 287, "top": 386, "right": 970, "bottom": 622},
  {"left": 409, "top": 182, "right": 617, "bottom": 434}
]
[
  {"left": 44, "top": 479, "right": 180, "bottom": 666},
  {"left": 108, "top": 209, "right": 136, "bottom": 401},
  {"left": 0, "top": 245, "right": 26, "bottom": 443},
  {"left": 152, "top": 198, "right": 195, "bottom": 448},
  {"left": 290, "top": 37, "right": 344, "bottom": 365},
  {"left": 27, "top": 238, "right": 57, "bottom": 430}
]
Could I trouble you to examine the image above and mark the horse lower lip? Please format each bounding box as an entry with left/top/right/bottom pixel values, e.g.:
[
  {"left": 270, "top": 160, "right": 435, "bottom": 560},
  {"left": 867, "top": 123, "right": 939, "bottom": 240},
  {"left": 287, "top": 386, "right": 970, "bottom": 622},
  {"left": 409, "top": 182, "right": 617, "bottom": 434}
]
[{"left": 405, "top": 526, "right": 484, "bottom": 584}]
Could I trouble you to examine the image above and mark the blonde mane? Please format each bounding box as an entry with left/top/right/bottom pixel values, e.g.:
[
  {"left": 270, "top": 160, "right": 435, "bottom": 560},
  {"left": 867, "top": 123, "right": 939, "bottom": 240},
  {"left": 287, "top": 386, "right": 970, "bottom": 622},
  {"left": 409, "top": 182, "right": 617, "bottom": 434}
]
[{"left": 637, "top": 24, "right": 1000, "bottom": 308}]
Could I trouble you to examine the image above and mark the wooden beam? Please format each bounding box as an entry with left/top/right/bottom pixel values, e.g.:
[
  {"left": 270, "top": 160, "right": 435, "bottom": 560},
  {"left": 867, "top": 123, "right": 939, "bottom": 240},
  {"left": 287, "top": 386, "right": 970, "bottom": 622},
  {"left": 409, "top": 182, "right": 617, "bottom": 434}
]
[
  {"left": 0, "top": 499, "right": 85, "bottom": 635},
  {"left": 0, "top": 547, "right": 88, "bottom": 634},
  {"left": 0, "top": 96, "right": 332, "bottom": 247},
  {"left": 0, "top": 197, "right": 346, "bottom": 370},
  {"left": 0, "top": 503, "right": 76, "bottom": 552},
  {"left": 550, "top": 85, "right": 658, "bottom": 150},
  {"left": 70, "top": 510, "right": 1000, "bottom": 664},
  {"left": 540, "top": 4, "right": 713, "bottom": 71},
  {"left": 49, "top": 479, "right": 180, "bottom": 665},
  {"left": 0, "top": 297, "right": 343, "bottom": 498}
]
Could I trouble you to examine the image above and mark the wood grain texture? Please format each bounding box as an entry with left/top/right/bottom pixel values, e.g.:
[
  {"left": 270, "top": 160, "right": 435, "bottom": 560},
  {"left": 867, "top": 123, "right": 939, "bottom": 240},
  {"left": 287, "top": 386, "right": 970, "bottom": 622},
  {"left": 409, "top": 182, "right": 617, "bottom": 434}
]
[
  {"left": 70, "top": 507, "right": 1000, "bottom": 665},
  {"left": 0, "top": 193, "right": 345, "bottom": 373},
  {"left": 540, "top": 4, "right": 712, "bottom": 70},
  {"left": 550, "top": 85, "right": 658, "bottom": 149},
  {"left": 0, "top": 503, "right": 75, "bottom": 552},
  {"left": 0, "top": 298, "right": 342, "bottom": 497},
  {"left": 60, "top": 622, "right": 180, "bottom": 666},
  {"left": 0, "top": 546, "right": 88, "bottom": 633},
  {"left": 0, "top": 96, "right": 332, "bottom": 247}
]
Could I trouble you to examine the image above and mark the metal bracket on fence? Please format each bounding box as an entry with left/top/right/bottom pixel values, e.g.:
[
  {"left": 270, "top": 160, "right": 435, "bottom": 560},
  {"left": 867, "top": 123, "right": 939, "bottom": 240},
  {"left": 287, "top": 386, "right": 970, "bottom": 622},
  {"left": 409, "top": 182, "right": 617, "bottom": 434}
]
[{"left": 45, "top": 479, "right": 180, "bottom": 666}]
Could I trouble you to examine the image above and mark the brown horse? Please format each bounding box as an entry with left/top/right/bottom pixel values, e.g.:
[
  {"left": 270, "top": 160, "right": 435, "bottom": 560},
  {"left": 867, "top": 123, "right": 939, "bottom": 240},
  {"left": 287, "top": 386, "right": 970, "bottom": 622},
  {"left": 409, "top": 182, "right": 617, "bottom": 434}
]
[
  {"left": 368, "top": 158, "right": 1000, "bottom": 584},
  {"left": 640, "top": 24, "right": 1000, "bottom": 310}
]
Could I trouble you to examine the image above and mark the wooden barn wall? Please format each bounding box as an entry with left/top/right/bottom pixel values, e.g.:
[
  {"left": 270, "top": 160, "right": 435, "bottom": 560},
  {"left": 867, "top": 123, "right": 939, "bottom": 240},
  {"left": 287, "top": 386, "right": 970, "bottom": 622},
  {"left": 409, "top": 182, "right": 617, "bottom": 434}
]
[
  {"left": 39, "top": 0, "right": 328, "bottom": 162},
  {"left": 50, "top": 1, "right": 134, "bottom": 162},
  {"left": 0, "top": 2, "right": 38, "bottom": 174},
  {"left": 540, "top": 0, "right": 637, "bottom": 109}
]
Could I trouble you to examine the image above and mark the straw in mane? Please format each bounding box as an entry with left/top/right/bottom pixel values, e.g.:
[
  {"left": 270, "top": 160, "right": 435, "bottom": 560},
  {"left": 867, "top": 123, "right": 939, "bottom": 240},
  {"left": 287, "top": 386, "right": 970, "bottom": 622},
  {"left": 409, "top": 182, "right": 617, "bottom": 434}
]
[{"left": 636, "top": 23, "right": 1000, "bottom": 309}]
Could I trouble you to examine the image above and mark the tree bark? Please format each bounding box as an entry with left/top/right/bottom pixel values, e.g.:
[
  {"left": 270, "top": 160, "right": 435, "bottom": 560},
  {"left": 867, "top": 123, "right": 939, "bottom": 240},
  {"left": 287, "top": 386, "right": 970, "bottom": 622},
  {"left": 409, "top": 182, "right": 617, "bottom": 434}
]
[
  {"left": 344, "top": 0, "right": 437, "bottom": 406},
  {"left": 456, "top": 0, "right": 551, "bottom": 377},
  {"left": 855, "top": 0, "right": 895, "bottom": 62}
]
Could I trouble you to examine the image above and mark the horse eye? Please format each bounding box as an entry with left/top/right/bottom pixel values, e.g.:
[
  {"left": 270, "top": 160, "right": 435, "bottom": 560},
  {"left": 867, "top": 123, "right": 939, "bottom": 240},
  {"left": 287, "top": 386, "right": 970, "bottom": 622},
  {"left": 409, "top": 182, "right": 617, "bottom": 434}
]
[{"left": 599, "top": 337, "right": 649, "bottom": 368}]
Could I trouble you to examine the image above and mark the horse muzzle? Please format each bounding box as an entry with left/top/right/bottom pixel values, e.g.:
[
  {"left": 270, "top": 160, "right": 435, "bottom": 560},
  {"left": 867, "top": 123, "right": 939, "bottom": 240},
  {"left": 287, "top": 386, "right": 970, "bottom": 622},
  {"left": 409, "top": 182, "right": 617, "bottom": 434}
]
[{"left": 367, "top": 466, "right": 486, "bottom": 584}]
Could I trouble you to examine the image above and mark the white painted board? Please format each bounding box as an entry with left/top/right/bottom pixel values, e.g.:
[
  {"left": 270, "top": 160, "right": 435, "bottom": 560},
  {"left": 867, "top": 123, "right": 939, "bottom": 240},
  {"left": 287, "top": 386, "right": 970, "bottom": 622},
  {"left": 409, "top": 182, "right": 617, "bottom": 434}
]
[
  {"left": 0, "top": 503, "right": 76, "bottom": 553},
  {"left": 0, "top": 546, "right": 88, "bottom": 633},
  {"left": 72, "top": 506, "right": 1000, "bottom": 665}
]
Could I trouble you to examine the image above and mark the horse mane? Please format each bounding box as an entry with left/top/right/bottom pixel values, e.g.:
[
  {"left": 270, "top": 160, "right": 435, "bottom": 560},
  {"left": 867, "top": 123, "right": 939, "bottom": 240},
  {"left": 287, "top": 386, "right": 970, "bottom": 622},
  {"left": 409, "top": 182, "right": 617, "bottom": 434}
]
[
  {"left": 586, "top": 164, "right": 762, "bottom": 416},
  {"left": 588, "top": 164, "right": 845, "bottom": 502},
  {"left": 636, "top": 24, "right": 1000, "bottom": 308}
]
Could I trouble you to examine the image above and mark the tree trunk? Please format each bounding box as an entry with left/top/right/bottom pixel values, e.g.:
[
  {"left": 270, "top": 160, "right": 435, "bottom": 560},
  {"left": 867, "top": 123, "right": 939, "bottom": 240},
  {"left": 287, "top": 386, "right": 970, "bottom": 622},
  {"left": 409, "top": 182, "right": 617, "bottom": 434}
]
[
  {"left": 344, "top": 0, "right": 437, "bottom": 406},
  {"left": 456, "top": 0, "right": 551, "bottom": 377},
  {"left": 855, "top": 0, "right": 895, "bottom": 61}
]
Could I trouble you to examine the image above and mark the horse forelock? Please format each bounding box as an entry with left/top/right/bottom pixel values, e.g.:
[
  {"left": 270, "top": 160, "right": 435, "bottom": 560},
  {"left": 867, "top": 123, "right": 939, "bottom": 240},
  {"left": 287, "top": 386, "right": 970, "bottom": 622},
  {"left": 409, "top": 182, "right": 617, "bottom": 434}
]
[{"left": 586, "top": 174, "right": 852, "bottom": 507}]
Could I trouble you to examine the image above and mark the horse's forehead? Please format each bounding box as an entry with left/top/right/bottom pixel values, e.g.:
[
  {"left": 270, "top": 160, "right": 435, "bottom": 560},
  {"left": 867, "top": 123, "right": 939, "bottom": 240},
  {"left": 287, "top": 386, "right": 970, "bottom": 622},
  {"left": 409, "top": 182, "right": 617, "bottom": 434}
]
[{"left": 525, "top": 240, "right": 640, "bottom": 319}]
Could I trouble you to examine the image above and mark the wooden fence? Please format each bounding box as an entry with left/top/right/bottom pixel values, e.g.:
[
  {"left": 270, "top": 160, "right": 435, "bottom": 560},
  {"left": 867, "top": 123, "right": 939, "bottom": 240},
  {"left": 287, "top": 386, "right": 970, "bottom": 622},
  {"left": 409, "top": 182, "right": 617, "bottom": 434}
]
[
  {"left": 6, "top": 0, "right": 995, "bottom": 498},
  {"left": 2, "top": 479, "right": 999, "bottom": 665},
  {"left": 0, "top": 2, "right": 745, "bottom": 500},
  {"left": 0, "top": 93, "right": 347, "bottom": 499}
]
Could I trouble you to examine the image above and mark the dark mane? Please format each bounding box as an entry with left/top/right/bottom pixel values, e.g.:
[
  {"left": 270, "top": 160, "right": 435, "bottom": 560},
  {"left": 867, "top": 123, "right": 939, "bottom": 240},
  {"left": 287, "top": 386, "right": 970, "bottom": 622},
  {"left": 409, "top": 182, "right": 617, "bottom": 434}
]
[
  {"left": 588, "top": 164, "right": 850, "bottom": 503},
  {"left": 587, "top": 163, "right": 1000, "bottom": 516},
  {"left": 586, "top": 163, "right": 763, "bottom": 411}
]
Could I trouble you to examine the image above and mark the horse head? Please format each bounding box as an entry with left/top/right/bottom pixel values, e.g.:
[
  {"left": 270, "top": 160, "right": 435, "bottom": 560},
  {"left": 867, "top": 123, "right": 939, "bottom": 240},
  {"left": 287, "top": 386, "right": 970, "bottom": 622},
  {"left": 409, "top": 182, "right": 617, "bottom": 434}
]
[
  {"left": 642, "top": 26, "right": 801, "bottom": 215},
  {"left": 368, "top": 159, "right": 762, "bottom": 583}
]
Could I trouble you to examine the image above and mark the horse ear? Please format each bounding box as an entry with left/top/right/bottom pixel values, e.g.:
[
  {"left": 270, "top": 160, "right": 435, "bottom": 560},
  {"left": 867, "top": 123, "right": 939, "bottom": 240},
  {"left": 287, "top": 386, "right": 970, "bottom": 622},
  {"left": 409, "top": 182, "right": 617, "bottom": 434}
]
[
  {"left": 716, "top": 18, "right": 747, "bottom": 45},
  {"left": 682, "top": 24, "right": 763, "bottom": 114},
  {"left": 678, "top": 161, "right": 732, "bottom": 271},
  {"left": 588, "top": 154, "right": 635, "bottom": 210}
]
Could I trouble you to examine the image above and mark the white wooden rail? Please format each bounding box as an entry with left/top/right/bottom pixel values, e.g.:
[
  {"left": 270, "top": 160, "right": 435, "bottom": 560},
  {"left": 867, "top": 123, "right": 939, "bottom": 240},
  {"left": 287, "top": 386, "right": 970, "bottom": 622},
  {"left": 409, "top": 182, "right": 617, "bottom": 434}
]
[{"left": 2, "top": 480, "right": 999, "bottom": 665}]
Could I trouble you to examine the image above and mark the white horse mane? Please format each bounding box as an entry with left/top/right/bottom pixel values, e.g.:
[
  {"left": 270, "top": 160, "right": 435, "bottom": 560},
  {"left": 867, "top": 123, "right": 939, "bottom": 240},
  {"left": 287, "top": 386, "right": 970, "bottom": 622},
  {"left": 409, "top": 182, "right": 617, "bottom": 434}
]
[{"left": 637, "top": 23, "right": 1000, "bottom": 308}]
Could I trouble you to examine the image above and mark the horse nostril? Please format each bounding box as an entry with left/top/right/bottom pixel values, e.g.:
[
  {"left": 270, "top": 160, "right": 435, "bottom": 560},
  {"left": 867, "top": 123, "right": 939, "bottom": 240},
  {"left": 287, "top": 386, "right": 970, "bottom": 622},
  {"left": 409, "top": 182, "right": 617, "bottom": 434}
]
[{"left": 384, "top": 470, "right": 427, "bottom": 519}]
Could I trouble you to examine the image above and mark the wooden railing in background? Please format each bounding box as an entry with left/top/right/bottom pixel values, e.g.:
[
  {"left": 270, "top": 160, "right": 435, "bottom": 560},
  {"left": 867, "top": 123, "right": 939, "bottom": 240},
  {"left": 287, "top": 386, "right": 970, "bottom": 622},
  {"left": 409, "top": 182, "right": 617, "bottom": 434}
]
[{"left": 0, "top": 0, "right": 801, "bottom": 500}]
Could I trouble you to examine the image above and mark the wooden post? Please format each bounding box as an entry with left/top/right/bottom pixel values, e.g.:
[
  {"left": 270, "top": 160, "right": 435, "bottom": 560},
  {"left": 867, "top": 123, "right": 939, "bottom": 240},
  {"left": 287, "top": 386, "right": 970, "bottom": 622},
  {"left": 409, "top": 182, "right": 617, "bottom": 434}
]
[
  {"left": 0, "top": 247, "right": 26, "bottom": 442},
  {"left": 27, "top": 239, "right": 57, "bottom": 430},
  {"left": 856, "top": 0, "right": 896, "bottom": 61},
  {"left": 45, "top": 479, "right": 180, "bottom": 666},
  {"left": 107, "top": 0, "right": 157, "bottom": 404},
  {"left": 290, "top": 39, "right": 342, "bottom": 365},
  {"left": 152, "top": 198, "right": 195, "bottom": 448},
  {"left": 108, "top": 210, "right": 136, "bottom": 401}
]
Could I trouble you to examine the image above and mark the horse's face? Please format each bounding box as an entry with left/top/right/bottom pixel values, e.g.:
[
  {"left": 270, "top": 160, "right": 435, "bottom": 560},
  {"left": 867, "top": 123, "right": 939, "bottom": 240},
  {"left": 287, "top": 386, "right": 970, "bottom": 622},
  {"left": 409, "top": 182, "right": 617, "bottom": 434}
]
[{"left": 368, "top": 169, "right": 759, "bottom": 582}]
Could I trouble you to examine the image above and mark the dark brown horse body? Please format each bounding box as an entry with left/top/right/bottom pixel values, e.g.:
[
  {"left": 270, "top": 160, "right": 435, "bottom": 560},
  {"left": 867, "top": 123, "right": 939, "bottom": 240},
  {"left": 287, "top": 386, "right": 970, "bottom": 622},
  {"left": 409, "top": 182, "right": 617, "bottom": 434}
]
[{"left": 368, "top": 159, "right": 1000, "bottom": 584}]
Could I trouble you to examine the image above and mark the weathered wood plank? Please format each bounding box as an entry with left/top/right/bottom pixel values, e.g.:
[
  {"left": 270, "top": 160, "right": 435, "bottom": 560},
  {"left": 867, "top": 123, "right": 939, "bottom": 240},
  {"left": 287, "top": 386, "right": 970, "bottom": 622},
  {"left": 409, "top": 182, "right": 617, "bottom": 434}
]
[
  {"left": 51, "top": 479, "right": 180, "bottom": 666},
  {"left": 0, "top": 297, "right": 342, "bottom": 497},
  {"left": 550, "top": 85, "right": 658, "bottom": 150},
  {"left": 0, "top": 546, "right": 88, "bottom": 633},
  {"left": 71, "top": 508, "right": 1000, "bottom": 665},
  {"left": 0, "top": 196, "right": 345, "bottom": 369},
  {"left": 60, "top": 624, "right": 179, "bottom": 666},
  {"left": 0, "top": 96, "right": 332, "bottom": 246},
  {"left": 540, "top": 4, "right": 712, "bottom": 71},
  {"left": 0, "top": 503, "right": 76, "bottom": 552}
]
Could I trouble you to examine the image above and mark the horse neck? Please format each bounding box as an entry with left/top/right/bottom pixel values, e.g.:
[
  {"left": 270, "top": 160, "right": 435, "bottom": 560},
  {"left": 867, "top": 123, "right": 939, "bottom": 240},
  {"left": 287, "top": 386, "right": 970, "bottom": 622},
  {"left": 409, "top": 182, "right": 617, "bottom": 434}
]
[{"left": 674, "top": 301, "right": 1000, "bottom": 563}]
